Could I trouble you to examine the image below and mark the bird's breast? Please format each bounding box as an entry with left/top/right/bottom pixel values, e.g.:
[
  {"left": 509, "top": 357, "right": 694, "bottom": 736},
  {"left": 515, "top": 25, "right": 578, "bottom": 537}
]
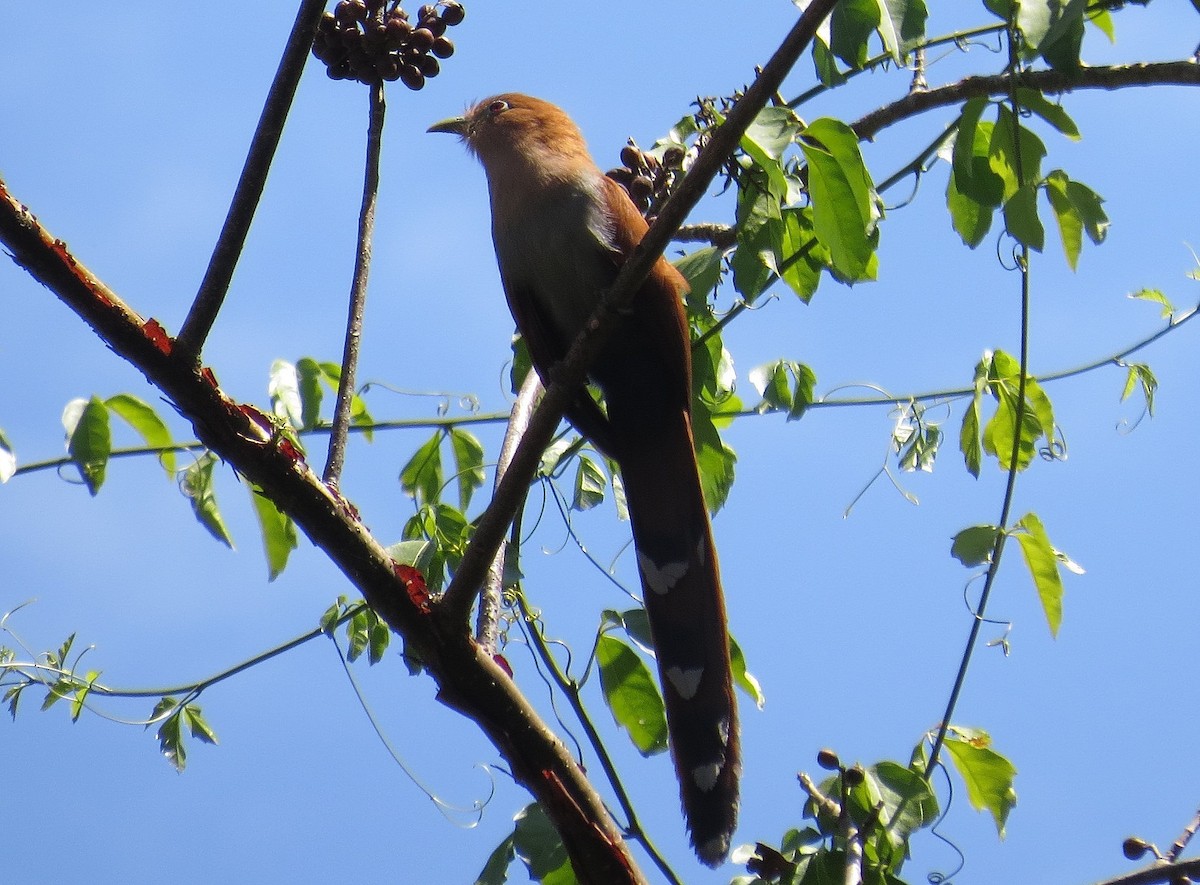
[{"left": 490, "top": 174, "right": 619, "bottom": 341}]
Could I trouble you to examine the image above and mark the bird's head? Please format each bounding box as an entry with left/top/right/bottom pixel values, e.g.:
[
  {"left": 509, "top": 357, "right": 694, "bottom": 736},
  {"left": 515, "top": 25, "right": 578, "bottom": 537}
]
[{"left": 428, "top": 93, "right": 594, "bottom": 179}]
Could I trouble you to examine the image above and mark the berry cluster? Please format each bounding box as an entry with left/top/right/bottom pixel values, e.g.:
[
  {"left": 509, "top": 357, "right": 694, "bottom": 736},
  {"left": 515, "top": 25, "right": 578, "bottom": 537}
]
[
  {"left": 606, "top": 140, "right": 687, "bottom": 222},
  {"left": 312, "top": 1, "right": 463, "bottom": 89}
]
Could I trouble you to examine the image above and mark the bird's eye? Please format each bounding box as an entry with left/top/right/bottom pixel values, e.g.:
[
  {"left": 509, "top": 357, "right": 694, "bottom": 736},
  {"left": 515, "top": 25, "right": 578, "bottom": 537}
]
[{"left": 487, "top": 99, "right": 510, "bottom": 116}]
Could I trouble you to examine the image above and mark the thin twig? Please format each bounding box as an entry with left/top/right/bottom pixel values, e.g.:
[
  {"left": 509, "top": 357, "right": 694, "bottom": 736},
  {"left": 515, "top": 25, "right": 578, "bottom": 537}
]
[
  {"left": 478, "top": 372, "right": 544, "bottom": 650},
  {"left": 437, "top": 0, "right": 843, "bottom": 625},
  {"left": 325, "top": 83, "right": 386, "bottom": 488},
  {"left": 176, "top": 0, "right": 327, "bottom": 362},
  {"left": 926, "top": 25, "right": 1032, "bottom": 779},
  {"left": 1167, "top": 803, "right": 1200, "bottom": 862},
  {"left": 511, "top": 588, "right": 683, "bottom": 885}
]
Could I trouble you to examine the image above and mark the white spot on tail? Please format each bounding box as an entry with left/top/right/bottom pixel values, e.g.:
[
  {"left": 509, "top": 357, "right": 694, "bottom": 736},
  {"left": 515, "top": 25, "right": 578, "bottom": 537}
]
[
  {"left": 666, "top": 666, "right": 704, "bottom": 699},
  {"left": 693, "top": 759, "right": 724, "bottom": 792},
  {"left": 717, "top": 717, "right": 731, "bottom": 747},
  {"left": 697, "top": 835, "right": 731, "bottom": 865},
  {"left": 637, "top": 550, "right": 688, "bottom": 595}
]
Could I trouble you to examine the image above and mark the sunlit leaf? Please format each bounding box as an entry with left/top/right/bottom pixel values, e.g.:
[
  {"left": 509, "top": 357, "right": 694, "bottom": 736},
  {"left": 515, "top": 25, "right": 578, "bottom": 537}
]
[
  {"left": 1015, "top": 512, "right": 1064, "bottom": 636},
  {"left": 268, "top": 359, "right": 303, "bottom": 429},
  {"left": 595, "top": 634, "right": 668, "bottom": 756},
  {"left": 62, "top": 396, "right": 111, "bottom": 495},
  {"left": 400, "top": 431, "right": 444, "bottom": 507},
  {"left": 181, "top": 452, "right": 235, "bottom": 548},
  {"left": 106, "top": 393, "right": 176, "bottom": 477},
  {"left": 449, "top": 427, "right": 485, "bottom": 511},
  {"left": 801, "top": 117, "right": 879, "bottom": 283},
  {"left": 730, "top": 635, "right": 765, "bottom": 709},
  {"left": 950, "top": 524, "right": 1001, "bottom": 567},
  {"left": 1003, "top": 182, "right": 1044, "bottom": 251},
  {"left": 512, "top": 803, "right": 577, "bottom": 885},
  {"left": 944, "top": 731, "right": 1018, "bottom": 836},
  {"left": 295, "top": 357, "right": 324, "bottom": 431},
  {"left": 250, "top": 486, "right": 298, "bottom": 581},
  {"left": 572, "top": 454, "right": 607, "bottom": 512}
]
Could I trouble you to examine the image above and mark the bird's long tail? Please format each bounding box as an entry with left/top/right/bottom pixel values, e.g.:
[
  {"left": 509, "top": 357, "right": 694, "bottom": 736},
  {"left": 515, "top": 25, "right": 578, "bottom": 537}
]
[{"left": 616, "top": 405, "right": 740, "bottom": 867}]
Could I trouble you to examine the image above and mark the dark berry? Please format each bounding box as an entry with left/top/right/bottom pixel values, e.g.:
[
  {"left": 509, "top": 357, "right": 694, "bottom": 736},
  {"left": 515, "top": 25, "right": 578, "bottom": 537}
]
[
  {"left": 630, "top": 176, "right": 654, "bottom": 200},
  {"left": 414, "top": 53, "right": 440, "bottom": 77},
  {"left": 409, "top": 27, "right": 435, "bottom": 51},
  {"left": 430, "top": 36, "right": 454, "bottom": 58},
  {"left": 418, "top": 4, "right": 437, "bottom": 19},
  {"left": 1122, "top": 837, "right": 1149, "bottom": 861},
  {"left": 662, "top": 145, "right": 686, "bottom": 168},
  {"left": 400, "top": 64, "right": 425, "bottom": 90},
  {"left": 844, "top": 766, "right": 865, "bottom": 787},
  {"left": 816, "top": 748, "right": 840, "bottom": 770},
  {"left": 440, "top": 1, "right": 465, "bottom": 25},
  {"left": 335, "top": 0, "right": 367, "bottom": 25}
]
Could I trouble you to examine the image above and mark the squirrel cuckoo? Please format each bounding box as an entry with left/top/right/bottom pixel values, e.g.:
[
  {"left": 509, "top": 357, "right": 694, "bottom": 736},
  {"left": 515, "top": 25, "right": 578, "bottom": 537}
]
[{"left": 430, "top": 94, "right": 738, "bottom": 866}]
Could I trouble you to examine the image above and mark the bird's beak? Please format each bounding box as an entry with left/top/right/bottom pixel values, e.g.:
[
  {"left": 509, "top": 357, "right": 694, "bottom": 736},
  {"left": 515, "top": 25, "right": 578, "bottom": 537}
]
[{"left": 428, "top": 114, "right": 469, "bottom": 136}]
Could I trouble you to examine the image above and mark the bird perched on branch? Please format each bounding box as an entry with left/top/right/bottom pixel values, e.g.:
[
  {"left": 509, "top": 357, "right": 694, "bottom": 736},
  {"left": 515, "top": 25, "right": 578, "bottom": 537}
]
[{"left": 429, "top": 93, "right": 738, "bottom": 866}]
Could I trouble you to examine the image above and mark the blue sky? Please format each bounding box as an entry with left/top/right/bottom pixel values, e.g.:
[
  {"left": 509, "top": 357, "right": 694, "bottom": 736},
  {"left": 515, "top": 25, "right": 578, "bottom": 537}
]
[{"left": 2, "top": 3, "right": 1199, "bottom": 883}]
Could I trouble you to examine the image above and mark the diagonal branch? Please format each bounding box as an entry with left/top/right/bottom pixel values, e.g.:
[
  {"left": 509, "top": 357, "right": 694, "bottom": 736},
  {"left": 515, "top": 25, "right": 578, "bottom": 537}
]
[
  {"left": 0, "top": 176, "right": 644, "bottom": 885},
  {"left": 176, "top": 0, "right": 327, "bottom": 363}
]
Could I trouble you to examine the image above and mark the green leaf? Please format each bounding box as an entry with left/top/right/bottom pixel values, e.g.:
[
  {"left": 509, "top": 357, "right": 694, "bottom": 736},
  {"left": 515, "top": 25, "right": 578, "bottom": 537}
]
[
  {"left": 183, "top": 704, "right": 219, "bottom": 745},
  {"left": 944, "top": 731, "right": 1018, "bottom": 836},
  {"left": 449, "top": 427, "right": 485, "bottom": 511},
  {"left": 981, "top": 350, "right": 1046, "bottom": 472},
  {"left": 368, "top": 609, "right": 390, "bottom": 665},
  {"left": 595, "top": 634, "right": 668, "bottom": 756},
  {"left": 732, "top": 187, "right": 781, "bottom": 304},
  {"left": 1120, "top": 363, "right": 1158, "bottom": 416},
  {"left": 875, "top": 0, "right": 929, "bottom": 60},
  {"left": 295, "top": 357, "right": 324, "bottom": 431},
  {"left": 317, "top": 361, "right": 374, "bottom": 440},
  {"left": 250, "top": 486, "right": 298, "bottom": 580},
  {"left": 951, "top": 98, "right": 1004, "bottom": 207},
  {"left": 105, "top": 393, "right": 176, "bottom": 476},
  {"left": 268, "top": 359, "right": 304, "bottom": 428},
  {"left": 1044, "top": 171, "right": 1082, "bottom": 269},
  {"left": 1003, "top": 182, "right": 1044, "bottom": 251},
  {"left": 691, "top": 403, "right": 737, "bottom": 515},
  {"left": 1128, "top": 288, "right": 1174, "bottom": 319},
  {"left": 181, "top": 452, "right": 235, "bottom": 548},
  {"left": 959, "top": 358, "right": 985, "bottom": 478},
  {"left": 1014, "top": 88, "right": 1080, "bottom": 140},
  {"left": 572, "top": 454, "right": 607, "bottom": 512},
  {"left": 811, "top": 36, "right": 847, "bottom": 87},
  {"left": 476, "top": 833, "right": 516, "bottom": 885},
  {"left": 400, "top": 431, "right": 444, "bottom": 507},
  {"left": 0, "top": 428, "right": 15, "bottom": 483},
  {"left": 62, "top": 396, "right": 111, "bottom": 495},
  {"left": 674, "top": 246, "right": 726, "bottom": 314},
  {"left": 951, "top": 525, "right": 1001, "bottom": 567},
  {"left": 151, "top": 697, "right": 186, "bottom": 772},
  {"left": 864, "top": 760, "right": 939, "bottom": 842},
  {"left": 347, "top": 607, "right": 369, "bottom": 662},
  {"left": 1085, "top": 5, "right": 1116, "bottom": 41},
  {"left": 801, "top": 117, "right": 879, "bottom": 283},
  {"left": 1036, "top": 0, "right": 1086, "bottom": 70},
  {"left": 1015, "top": 512, "right": 1065, "bottom": 637},
  {"left": 41, "top": 677, "right": 72, "bottom": 712},
  {"left": 1066, "top": 179, "right": 1108, "bottom": 244},
  {"left": 70, "top": 670, "right": 100, "bottom": 722},
  {"left": 769, "top": 208, "right": 825, "bottom": 302},
  {"left": 829, "top": 0, "right": 880, "bottom": 68},
  {"left": 749, "top": 360, "right": 795, "bottom": 413},
  {"left": 947, "top": 161, "right": 995, "bottom": 248},
  {"left": 730, "top": 635, "right": 765, "bottom": 709},
  {"left": 742, "top": 106, "right": 803, "bottom": 199},
  {"left": 989, "top": 106, "right": 1046, "bottom": 199},
  {"left": 512, "top": 803, "right": 577, "bottom": 885}
]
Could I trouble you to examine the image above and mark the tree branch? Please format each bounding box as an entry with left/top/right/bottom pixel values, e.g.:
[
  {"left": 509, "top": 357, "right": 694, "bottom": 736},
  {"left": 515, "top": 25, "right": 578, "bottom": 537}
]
[
  {"left": 324, "top": 82, "right": 385, "bottom": 488},
  {"left": 852, "top": 61, "right": 1200, "bottom": 143},
  {"left": 176, "top": 0, "right": 327, "bottom": 363},
  {"left": 0, "top": 176, "right": 645, "bottom": 885}
]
